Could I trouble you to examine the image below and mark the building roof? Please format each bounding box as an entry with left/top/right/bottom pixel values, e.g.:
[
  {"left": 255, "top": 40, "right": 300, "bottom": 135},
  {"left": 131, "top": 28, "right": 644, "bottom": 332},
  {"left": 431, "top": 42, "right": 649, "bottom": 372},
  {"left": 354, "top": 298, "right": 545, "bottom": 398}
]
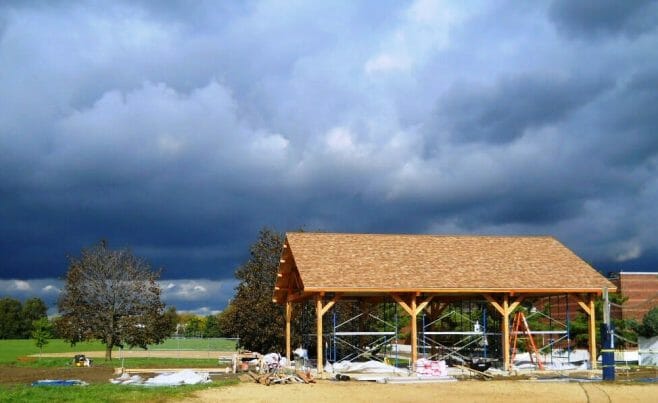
[{"left": 274, "top": 232, "right": 616, "bottom": 302}]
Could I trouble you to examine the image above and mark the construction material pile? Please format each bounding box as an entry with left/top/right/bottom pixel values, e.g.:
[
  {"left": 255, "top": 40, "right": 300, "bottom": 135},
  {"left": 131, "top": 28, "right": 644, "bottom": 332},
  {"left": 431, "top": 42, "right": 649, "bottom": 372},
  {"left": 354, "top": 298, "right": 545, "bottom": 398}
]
[{"left": 111, "top": 369, "right": 211, "bottom": 386}]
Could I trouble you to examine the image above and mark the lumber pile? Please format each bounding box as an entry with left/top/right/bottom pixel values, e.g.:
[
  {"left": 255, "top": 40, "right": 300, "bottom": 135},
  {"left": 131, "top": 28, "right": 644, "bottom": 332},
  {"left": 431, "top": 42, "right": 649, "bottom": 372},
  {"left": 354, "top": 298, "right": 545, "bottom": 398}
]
[{"left": 247, "top": 370, "right": 316, "bottom": 386}]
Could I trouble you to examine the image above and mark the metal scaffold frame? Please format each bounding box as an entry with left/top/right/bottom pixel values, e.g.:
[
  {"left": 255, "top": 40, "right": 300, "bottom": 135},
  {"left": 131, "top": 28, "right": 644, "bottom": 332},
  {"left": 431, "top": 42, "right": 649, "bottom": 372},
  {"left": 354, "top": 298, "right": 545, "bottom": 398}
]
[
  {"left": 328, "top": 300, "right": 400, "bottom": 365},
  {"left": 419, "top": 300, "right": 500, "bottom": 366}
]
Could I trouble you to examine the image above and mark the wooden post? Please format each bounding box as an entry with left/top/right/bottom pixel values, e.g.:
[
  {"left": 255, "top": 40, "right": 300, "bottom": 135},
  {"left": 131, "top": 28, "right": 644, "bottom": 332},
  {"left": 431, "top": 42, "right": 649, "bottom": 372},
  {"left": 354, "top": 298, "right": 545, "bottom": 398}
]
[
  {"left": 410, "top": 294, "right": 418, "bottom": 366},
  {"left": 502, "top": 294, "right": 510, "bottom": 371},
  {"left": 316, "top": 295, "right": 324, "bottom": 376},
  {"left": 285, "top": 301, "right": 292, "bottom": 363},
  {"left": 484, "top": 293, "right": 523, "bottom": 372},
  {"left": 574, "top": 293, "right": 597, "bottom": 370},
  {"left": 588, "top": 294, "right": 597, "bottom": 369},
  {"left": 391, "top": 293, "right": 427, "bottom": 368}
]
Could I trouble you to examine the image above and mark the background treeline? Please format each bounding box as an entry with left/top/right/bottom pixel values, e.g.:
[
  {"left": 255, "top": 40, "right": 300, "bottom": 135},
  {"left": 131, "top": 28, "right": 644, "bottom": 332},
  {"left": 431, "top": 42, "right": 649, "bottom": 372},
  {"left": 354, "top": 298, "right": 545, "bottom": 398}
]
[
  {"left": 0, "top": 296, "right": 237, "bottom": 340},
  {"left": 0, "top": 297, "right": 48, "bottom": 339}
]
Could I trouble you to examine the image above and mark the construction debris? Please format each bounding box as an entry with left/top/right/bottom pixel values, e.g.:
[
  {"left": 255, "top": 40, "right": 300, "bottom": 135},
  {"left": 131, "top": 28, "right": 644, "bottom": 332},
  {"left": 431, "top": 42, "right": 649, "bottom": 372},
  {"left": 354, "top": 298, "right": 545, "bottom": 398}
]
[
  {"left": 110, "top": 369, "right": 211, "bottom": 386},
  {"left": 242, "top": 350, "right": 315, "bottom": 386},
  {"left": 246, "top": 369, "right": 315, "bottom": 386}
]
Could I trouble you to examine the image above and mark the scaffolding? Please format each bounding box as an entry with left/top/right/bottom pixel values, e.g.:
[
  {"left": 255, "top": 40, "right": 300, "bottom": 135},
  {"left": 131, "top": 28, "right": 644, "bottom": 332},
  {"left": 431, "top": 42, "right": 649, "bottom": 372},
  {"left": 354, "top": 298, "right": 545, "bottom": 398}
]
[
  {"left": 419, "top": 300, "right": 500, "bottom": 367},
  {"left": 306, "top": 294, "right": 575, "bottom": 371},
  {"left": 328, "top": 300, "right": 400, "bottom": 365}
]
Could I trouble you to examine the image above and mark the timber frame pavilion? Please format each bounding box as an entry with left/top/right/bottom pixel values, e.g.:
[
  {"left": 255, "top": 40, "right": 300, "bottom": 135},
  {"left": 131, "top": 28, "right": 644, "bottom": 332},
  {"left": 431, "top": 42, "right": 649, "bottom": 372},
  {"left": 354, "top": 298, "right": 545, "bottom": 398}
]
[{"left": 273, "top": 232, "right": 616, "bottom": 374}]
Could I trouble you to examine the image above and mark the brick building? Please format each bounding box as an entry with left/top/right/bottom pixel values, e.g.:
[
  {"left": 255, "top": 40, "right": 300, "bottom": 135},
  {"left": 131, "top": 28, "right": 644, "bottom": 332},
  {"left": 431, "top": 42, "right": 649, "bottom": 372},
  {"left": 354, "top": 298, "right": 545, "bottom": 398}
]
[{"left": 609, "top": 272, "right": 658, "bottom": 321}]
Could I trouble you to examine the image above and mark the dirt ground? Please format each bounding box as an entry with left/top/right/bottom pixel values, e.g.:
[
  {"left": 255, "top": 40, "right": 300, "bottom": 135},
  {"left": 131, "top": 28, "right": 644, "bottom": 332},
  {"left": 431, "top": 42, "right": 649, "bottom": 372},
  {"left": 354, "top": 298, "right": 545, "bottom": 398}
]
[
  {"left": 183, "top": 379, "right": 658, "bottom": 403},
  {"left": 13, "top": 351, "right": 658, "bottom": 402},
  {"left": 0, "top": 350, "right": 236, "bottom": 386},
  {"left": 0, "top": 366, "right": 115, "bottom": 385}
]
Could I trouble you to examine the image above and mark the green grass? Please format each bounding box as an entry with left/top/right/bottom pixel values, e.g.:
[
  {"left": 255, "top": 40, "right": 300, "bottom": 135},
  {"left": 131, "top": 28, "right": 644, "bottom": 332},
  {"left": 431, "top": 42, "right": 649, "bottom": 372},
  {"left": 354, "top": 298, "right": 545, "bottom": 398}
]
[
  {"left": 0, "top": 339, "right": 107, "bottom": 364},
  {"left": 103, "top": 357, "right": 226, "bottom": 369},
  {"left": 0, "top": 379, "right": 238, "bottom": 403},
  {"left": 0, "top": 338, "right": 237, "bottom": 365},
  {"left": 10, "top": 357, "right": 226, "bottom": 369},
  {"left": 155, "top": 337, "right": 237, "bottom": 351}
]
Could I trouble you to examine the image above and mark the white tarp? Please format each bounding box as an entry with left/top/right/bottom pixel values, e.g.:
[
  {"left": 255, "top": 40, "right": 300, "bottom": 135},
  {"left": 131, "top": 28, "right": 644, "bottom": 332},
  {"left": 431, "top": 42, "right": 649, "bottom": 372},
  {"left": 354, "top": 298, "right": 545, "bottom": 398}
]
[
  {"left": 512, "top": 349, "right": 590, "bottom": 370},
  {"left": 144, "top": 369, "right": 211, "bottom": 386},
  {"left": 327, "top": 360, "right": 407, "bottom": 375},
  {"left": 112, "top": 370, "right": 211, "bottom": 386},
  {"left": 639, "top": 336, "right": 658, "bottom": 366}
]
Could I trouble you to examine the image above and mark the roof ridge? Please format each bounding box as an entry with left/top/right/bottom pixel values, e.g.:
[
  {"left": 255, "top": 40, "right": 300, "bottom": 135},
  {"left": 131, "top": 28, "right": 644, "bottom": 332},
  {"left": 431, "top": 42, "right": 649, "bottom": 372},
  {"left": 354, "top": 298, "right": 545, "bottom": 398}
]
[{"left": 286, "top": 231, "right": 555, "bottom": 239}]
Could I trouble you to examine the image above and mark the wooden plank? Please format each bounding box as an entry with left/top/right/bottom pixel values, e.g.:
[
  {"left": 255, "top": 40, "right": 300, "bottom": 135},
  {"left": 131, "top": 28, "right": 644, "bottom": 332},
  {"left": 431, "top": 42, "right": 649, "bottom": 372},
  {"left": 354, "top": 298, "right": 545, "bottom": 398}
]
[
  {"left": 502, "top": 294, "right": 510, "bottom": 371},
  {"left": 415, "top": 295, "right": 434, "bottom": 315},
  {"left": 316, "top": 295, "right": 323, "bottom": 377},
  {"left": 320, "top": 294, "right": 341, "bottom": 316},
  {"left": 484, "top": 294, "right": 505, "bottom": 315},
  {"left": 410, "top": 295, "right": 418, "bottom": 366},
  {"left": 508, "top": 295, "right": 525, "bottom": 313},
  {"left": 574, "top": 295, "right": 591, "bottom": 315},
  {"left": 454, "top": 364, "right": 493, "bottom": 379},
  {"left": 303, "top": 287, "right": 608, "bottom": 294},
  {"left": 588, "top": 294, "right": 597, "bottom": 370},
  {"left": 285, "top": 302, "right": 292, "bottom": 362},
  {"left": 391, "top": 294, "right": 413, "bottom": 316}
]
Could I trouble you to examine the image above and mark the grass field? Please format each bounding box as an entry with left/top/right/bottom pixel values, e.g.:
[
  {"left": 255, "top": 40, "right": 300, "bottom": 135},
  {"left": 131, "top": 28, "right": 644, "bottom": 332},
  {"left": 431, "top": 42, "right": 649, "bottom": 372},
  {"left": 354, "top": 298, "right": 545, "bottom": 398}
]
[
  {"left": 0, "top": 338, "right": 240, "bottom": 402},
  {"left": 0, "top": 379, "right": 238, "bottom": 403},
  {"left": 0, "top": 338, "right": 237, "bottom": 365},
  {"left": 0, "top": 339, "right": 107, "bottom": 364}
]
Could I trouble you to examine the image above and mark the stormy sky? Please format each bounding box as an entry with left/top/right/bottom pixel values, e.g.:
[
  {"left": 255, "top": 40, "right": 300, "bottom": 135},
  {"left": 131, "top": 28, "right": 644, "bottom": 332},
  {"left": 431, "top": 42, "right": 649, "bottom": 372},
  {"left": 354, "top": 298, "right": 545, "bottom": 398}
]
[{"left": 1, "top": 1, "right": 657, "bottom": 314}]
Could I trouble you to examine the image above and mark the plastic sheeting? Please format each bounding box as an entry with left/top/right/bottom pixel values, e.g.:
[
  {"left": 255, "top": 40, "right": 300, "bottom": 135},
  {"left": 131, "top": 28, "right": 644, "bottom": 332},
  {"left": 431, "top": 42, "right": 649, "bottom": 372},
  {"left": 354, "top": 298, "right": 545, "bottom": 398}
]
[
  {"left": 639, "top": 336, "right": 658, "bottom": 366},
  {"left": 327, "top": 360, "right": 407, "bottom": 375},
  {"left": 415, "top": 359, "right": 448, "bottom": 376},
  {"left": 512, "top": 349, "right": 590, "bottom": 370},
  {"left": 111, "top": 370, "right": 211, "bottom": 386},
  {"left": 32, "top": 379, "right": 88, "bottom": 387}
]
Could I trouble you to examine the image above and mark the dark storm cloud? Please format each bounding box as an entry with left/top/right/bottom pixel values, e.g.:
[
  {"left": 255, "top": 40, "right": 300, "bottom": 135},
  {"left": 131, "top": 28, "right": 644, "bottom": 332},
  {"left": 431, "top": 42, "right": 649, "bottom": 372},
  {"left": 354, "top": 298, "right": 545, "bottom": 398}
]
[
  {"left": 435, "top": 74, "right": 612, "bottom": 144},
  {"left": 599, "top": 68, "right": 658, "bottom": 165},
  {"left": 1, "top": 1, "right": 657, "bottom": 312},
  {"left": 549, "top": 0, "right": 658, "bottom": 38}
]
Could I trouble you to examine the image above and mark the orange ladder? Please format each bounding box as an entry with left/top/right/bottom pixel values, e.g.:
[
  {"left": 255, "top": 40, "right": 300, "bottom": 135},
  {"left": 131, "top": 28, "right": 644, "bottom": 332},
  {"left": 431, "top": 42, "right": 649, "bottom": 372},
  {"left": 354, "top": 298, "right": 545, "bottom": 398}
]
[{"left": 510, "top": 311, "right": 544, "bottom": 370}]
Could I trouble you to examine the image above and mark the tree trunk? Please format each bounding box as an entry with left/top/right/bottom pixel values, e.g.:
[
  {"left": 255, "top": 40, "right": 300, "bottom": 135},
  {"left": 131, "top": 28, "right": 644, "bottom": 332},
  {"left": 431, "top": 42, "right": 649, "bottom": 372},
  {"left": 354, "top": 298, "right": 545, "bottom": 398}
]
[{"left": 105, "top": 343, "right": 113, "bottom": 361}]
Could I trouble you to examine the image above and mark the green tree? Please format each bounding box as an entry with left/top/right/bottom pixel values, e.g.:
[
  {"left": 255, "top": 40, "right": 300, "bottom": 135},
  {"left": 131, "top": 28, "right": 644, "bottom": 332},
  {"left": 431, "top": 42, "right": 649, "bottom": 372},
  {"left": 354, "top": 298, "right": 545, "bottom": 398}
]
[
  {"left": 0, "top": 297, "right": 23, "bottom": 339},
  {"left": 57, "top": 241, "right": 171, "bottom": 360},
  {"left": 184, "top": 316, "right": 205, "bottom": 338},
  {"left": 204, "top": 314, "right": 222, "bottom": 338},
  {"left": 31, "top": 317, "right": 53, "bottom": 357},
  {"left": 21, "top": 298, "right": 48, "bottom": 338},
  {"left": 569, "top": 293, "right": 638, "bottom": 349},
  {"left": 161, "top": 307, "right": 179, "bottom": 337},
  {"left": 221, "top": 228, "right": 285, "bottom": 352},
  {"left": 637, "top": 306, "right": 658, "bottom": 338}
]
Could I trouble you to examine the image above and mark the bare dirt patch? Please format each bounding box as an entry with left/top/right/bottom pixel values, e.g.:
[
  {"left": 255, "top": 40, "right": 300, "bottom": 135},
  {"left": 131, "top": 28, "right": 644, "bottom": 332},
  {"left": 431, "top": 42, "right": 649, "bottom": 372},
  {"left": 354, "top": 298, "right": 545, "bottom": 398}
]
[
  {"left": 183, "top": 379, "right": 658, "bottom": 403},
  {"left": 0, "top": 366, "right": 115, "bottom": 385}
]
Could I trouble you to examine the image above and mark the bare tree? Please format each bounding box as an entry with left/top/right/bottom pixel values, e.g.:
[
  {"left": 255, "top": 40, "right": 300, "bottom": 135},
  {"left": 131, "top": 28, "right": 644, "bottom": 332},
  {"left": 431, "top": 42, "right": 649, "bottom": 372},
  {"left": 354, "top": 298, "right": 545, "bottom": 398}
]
[{"left": 57, "top": 241, "right": 174, "bottom": 360}]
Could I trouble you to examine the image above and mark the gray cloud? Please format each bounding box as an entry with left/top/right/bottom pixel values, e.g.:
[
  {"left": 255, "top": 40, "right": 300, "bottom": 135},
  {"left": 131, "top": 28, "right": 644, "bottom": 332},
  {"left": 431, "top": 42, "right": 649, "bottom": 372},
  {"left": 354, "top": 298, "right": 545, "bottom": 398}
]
[
  {"left": 549, "top": 0, "right": 658, "bottom": 39},
  {"left": 434, "top": 73, "right": 611, "bottom": 144},
  {"left": 1, "top": 1, "right": 657, "bottom": 312}
]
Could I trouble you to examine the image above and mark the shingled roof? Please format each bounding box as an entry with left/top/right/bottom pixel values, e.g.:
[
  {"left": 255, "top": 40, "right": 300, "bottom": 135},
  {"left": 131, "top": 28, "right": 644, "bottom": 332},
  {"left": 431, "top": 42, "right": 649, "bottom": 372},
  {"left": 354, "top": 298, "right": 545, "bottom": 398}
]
[{"left": 274, "top": 232, "right": 616, "bottom": 303}]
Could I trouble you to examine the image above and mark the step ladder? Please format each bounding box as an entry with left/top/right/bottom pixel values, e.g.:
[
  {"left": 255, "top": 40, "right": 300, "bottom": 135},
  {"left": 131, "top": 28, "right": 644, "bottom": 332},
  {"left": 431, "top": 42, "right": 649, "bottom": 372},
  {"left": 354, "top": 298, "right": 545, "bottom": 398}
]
[{"left": 510, "top": 311, "right": 544, "bottom": 370}]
